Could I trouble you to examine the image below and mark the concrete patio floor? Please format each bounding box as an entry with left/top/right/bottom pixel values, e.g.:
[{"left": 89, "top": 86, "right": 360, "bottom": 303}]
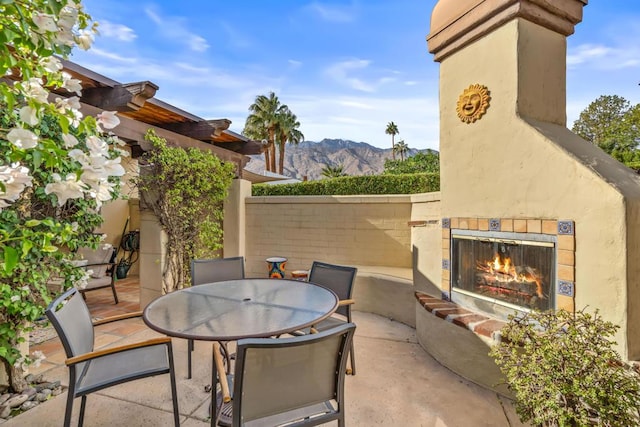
[{"left": 7, "top": 277, "right": 528, "bottom": 426}]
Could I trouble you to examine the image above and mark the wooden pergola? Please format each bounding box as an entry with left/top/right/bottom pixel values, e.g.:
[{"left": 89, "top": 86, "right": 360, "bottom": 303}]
[{"left": 54, "top": 59, "right": 262, "bottom": 176}]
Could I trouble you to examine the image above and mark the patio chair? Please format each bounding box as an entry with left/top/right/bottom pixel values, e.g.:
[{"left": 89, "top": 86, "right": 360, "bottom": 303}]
[
  {"left": 76, "top": 245, "right": 118, "bottom": 304},
  {"left": 188, "top": 256, "right": 245, "bottom": 379},
  {"left": 217, "top": 323, "right": 356, "bottom": 427},
  {"left": 298, "top": 261, "right": 358, "bottom": 375},
  {"left": 45, "top": 287, "right": 180, "bottom": 427}
]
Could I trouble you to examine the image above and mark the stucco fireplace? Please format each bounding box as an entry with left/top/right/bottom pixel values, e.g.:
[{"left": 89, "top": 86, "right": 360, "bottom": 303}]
[{"left": 412, "top": 0, "right": 640, "bottom": 396}]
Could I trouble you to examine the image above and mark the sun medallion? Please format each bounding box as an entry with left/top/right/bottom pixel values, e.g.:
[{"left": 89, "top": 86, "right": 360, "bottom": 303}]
[{"left": 456, "top": 84, "right": 491, "bottom": 124}]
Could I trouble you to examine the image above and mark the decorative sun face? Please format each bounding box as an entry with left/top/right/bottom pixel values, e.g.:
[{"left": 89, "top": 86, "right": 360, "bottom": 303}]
[{"left": 456, "top": 84, "right": 491, "bottom": 124}]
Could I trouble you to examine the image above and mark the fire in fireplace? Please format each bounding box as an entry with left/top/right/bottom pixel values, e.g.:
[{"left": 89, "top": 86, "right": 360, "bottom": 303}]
[{"left": 450, "top": 230, "right": 555, "bottom": 313}]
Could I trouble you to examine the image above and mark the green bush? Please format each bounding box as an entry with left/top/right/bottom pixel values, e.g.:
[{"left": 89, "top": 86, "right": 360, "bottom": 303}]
[
  {"left": 384, "top": 151, "right": 440, "bottom": 175},
  {"left": 490, "top": 309, "right": 640, "bottom": 426},
  {"left": 251, "top": 173, "right": 439, "bottom": 196}
]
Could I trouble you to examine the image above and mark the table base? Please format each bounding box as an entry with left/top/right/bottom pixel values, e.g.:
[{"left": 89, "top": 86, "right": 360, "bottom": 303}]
[
  {"left": 216, "top": 395, "right": 233, "bottom": 427},
  {"left": 210, "top": 375, "right": 233, "bottom": 427}
]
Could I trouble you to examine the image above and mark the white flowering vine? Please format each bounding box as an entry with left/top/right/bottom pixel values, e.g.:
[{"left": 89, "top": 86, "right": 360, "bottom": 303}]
[{"left": 0, "top": 0, "right": 125, "bottom": 392}]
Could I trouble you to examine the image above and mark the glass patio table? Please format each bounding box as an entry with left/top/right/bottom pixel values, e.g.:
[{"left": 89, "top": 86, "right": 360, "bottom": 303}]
[{"left": 142, "top": 278, "right": 339, "bottom": 426}]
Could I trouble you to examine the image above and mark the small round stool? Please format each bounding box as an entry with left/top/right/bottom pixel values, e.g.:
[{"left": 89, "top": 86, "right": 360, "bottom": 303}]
[
  {"left": 265, "top": 257, "right": 287, "bottom": 278},
  {"left": 291, "top": 270, "right": 309, "bottom": 281}
]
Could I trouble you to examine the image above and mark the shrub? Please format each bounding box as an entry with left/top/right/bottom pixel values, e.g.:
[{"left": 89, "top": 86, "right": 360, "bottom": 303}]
[
  {"left": 136, "top": 130, "right": 235, "bottom": 292},
  {"left": 252, "top": 173, "right": 439, "bottom": 196},
  {"left": 383, "top": 151, "right": 440, "bottom": 175},
  {"left": 490, "top": 309, "right": 640, "bottom": 426}
]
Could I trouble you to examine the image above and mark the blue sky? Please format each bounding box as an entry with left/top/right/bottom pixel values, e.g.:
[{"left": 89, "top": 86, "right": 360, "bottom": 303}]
[{"left": 70, "top": 1, "right": 640, "bottom": 151}]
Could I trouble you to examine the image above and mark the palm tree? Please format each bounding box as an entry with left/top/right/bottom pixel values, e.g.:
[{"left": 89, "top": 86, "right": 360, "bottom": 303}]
[
  {"left": 244, "top": 92, "right": 287, "bottom": 172},
  {"left": 385, "top": 122, "right": 399, "bottom": 160},
  {"left": 394, "top": 140, "right": 409, "bottom": 161},
  {"left": 321, "top": 164, "right": 347, "bottom": 179},
  {"left": 243, "top": 120, "right": 269, "bottom": 167},
  {"left": 276, "top": 108, "right": 304, "bottom": 175}
]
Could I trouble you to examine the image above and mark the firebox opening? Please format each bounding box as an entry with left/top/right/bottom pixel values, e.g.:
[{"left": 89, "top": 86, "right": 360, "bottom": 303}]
[{"left": 450, "top": 230, "right": 556, "bottom": 318}]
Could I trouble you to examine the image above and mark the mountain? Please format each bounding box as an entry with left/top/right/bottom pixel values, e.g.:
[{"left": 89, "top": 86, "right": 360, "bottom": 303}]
[{"left": 244, "top": 139, "right": 423, "bottom": 181}]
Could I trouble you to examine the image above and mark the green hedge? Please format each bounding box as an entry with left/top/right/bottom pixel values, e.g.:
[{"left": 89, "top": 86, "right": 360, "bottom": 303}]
[
  {"left": 251, "top": 173, "right": 440, "bottom": 196},
  {"left": 625, "top": 161, "right": 640, "bottom": 173}
]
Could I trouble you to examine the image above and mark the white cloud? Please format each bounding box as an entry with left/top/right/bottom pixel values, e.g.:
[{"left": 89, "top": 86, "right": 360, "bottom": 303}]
[
  {"left": 306, "top": 2, "right": 356, "bottom": 23},
  {"left": 87, "top": 47, "right": 137, "bottom": 63},
  {"left": 338, "top": 100, "right": 375, "bottom": 110},
  {"left": 325, "top": 59, "right": 374, "bottom": 92},
  {"left": 288, "top": 59, "right": 302, "bottom": 68},
  {"left": 96, "top": 20, "right": 137, "bottom": 42},
  {"left": 325, "top": 59, "right": 399, "bottom": 93},
  {"left": 143, "top": 6, "right": 210, "bottom": 52},
  {"left": 188, "top": 36, "right": 209, "bottom": 52},
  {"left": 567, "top": 44, "right": 612, "bottom": 65},
  {"left": 568, "top": 43, "right": 640, "bottom": 70},
  {"left": 220, "top": 22, "right": 252, "bottom": 49}
]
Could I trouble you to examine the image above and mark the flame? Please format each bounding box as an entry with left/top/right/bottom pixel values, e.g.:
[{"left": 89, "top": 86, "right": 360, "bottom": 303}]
[
  {"left": 489, "top": 254, "right": 512, "bottom": 276},
  {"left": 478, "top": 253, "right": 544, "bottom": 298}
]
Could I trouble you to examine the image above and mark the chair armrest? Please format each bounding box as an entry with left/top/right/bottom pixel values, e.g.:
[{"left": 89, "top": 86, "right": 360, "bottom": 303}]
[
  {"left": 213, "top": 342, "right": 231, "bottom": 403},
  {"left": 338, "top": 299, "right": 355, "bottom": 306},
  {"left": 66, "top": 337, "right": 171, "bottom": 366},
  {"left": 93, "top": 311, "right": 143, "bottom": 326}
]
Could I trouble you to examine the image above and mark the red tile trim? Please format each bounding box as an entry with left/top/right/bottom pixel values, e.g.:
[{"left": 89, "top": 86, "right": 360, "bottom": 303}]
[{"left": 415, "top": 292, "right": 506, "bottom": 341}]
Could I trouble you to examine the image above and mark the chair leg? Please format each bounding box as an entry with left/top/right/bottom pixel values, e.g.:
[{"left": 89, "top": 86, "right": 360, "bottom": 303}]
[
  {"left": 78, "top": 395, "right": 87, "bottom": 427},
  {"left": 349, "top": 342, "right": 356, "bottom": 375},
  {"left": 167, "top": 343, "right": 181, "bottom": 427},
  {"left": 187, "top": 339, "right": 193, "bottom": 379},
  {"left": 111, "top": 283, "right": 119, "bottom": 304},
  {"left": 63, "top": 390, "right": 75, "bottom": 427}
]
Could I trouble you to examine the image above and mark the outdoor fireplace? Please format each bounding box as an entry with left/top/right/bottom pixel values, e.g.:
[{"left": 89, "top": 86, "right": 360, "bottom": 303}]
[{"left": 450, "top": 230, "right": 556, "bottom": 316}]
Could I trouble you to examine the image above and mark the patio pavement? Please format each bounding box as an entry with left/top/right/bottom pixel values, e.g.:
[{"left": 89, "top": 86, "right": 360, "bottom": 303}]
[{"left": 7, "top": 277, "right": 528, "bottom": 426}]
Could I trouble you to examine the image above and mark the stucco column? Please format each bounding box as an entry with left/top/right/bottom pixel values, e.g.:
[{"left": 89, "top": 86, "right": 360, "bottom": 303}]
[
  {"left": 138, "top": 207, "right": 166, "bottom": 307},
  {"left": 223, "top": 178, "right": 251, "bottom": 258}
]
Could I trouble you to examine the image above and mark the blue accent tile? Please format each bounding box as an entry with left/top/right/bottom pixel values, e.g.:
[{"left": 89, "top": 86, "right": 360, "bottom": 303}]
[
  {"left": 558, "top": 221, "right": 574, "bottom": 235},
  {"left": 442, "top": 259, "right": 450, "bottom": 270},
  {"left": 489, "top": 218, "right": 501, "bottom": 231},
  {"left": 442, "top": 218, "right": 450, "bottom": 229},
  {"left": 558, "top": 280, "right": 574, "bottom": 297}
]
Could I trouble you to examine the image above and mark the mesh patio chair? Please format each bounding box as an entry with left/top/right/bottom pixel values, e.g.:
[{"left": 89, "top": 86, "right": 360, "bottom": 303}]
[
  {"left": 188, "top": 256, "right": 245, "bottom": 379},
  {"left": 297, "top": 261, "right": 358, "bottom": 375},
  {"left": 216, "top": 323, "right": 356, "bottom": 427},
  {"left": 45, "top": 287, "right": 180, "bottom": 427},
  {"left": 76, "top": 245, "right": 118, "bottom": 304}
]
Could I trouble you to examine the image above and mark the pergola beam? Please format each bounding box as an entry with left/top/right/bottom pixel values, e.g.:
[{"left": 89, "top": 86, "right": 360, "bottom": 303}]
[
  {"left": 79, "top": 102, "right": 248, "bottom": 175},
  {"left": 160, "top": 119, "right": 232, "bottom": 140},
  {"left": 81, "top": 81, "right": 159, "bottom": 112}
]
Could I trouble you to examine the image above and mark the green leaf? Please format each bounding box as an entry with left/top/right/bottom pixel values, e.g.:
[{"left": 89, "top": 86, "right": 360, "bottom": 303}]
[
  {"left": 24, "top": 219, "right": 40, "bottom": 227},
  {"left": 3, "top": 246, "right": 18, "bottom": 273},
  {"left": 42, "top": 245, "right": 58, "bottom": 253},
  {"left": 31, "top": 149, "right": 42, "bottom": 170},
  {"left": 21, "top": 240, "right": 33, "bottom": 257}
]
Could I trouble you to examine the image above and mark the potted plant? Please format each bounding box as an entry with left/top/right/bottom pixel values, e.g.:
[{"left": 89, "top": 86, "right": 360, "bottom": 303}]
[{"left": 490, "top": 309, "right": 640, "bottom": 426}]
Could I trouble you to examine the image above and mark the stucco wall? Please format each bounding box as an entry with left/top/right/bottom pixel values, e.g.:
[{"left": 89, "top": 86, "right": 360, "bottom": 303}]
[
  {"left": 97, "top": 151, "right": 140, "bottom": 276},
  {"left": 244, "top": 195, "right": 413, "bottom": 278},
  {"left": 438, "top": 19, "right": 640, "bottom": 360},
  {"left": 410, "top": 192, "right": 443, "bottom": 297}
]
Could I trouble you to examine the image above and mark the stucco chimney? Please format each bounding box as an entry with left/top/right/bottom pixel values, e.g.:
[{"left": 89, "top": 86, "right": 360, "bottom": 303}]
[{"left": 428, "top": 0, "right": 587, "bottom": 126}]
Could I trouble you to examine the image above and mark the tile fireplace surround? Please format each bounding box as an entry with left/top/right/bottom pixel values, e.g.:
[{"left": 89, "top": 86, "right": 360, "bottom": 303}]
[{"left": 441, "top": 217, "right": 576, "bottom": 314}]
